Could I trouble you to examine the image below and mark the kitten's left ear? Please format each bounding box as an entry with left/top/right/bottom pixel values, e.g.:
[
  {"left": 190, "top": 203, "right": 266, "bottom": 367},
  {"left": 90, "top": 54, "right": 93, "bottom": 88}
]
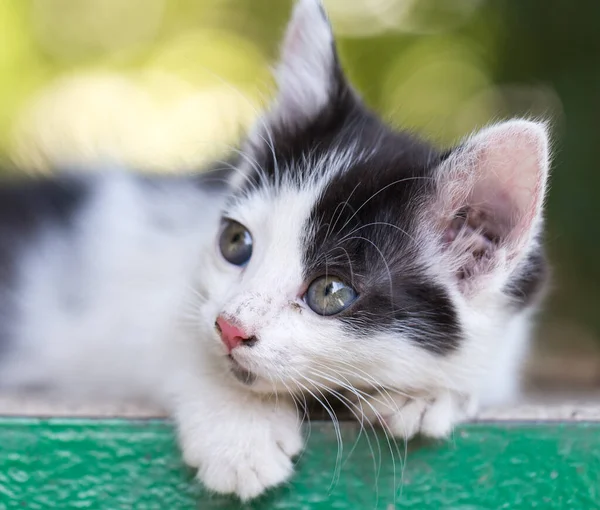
[
  {"left": 268, "top": 0, "right": 350, "bottom": 128},
  {"left": 433, "top": 119, "right": 550, "bottom": 287}
]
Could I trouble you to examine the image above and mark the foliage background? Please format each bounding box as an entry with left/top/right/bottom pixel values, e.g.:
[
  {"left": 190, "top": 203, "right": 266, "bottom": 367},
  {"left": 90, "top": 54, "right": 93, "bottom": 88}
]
[{"left": 1, "top": 0, "right": 598, "bottom": 387}]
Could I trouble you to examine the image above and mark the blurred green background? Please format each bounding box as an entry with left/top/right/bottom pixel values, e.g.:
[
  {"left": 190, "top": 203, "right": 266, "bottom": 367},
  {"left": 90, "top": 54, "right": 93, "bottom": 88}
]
[{"left": 0, "top": 0, "right": 598, "bottom": 389}]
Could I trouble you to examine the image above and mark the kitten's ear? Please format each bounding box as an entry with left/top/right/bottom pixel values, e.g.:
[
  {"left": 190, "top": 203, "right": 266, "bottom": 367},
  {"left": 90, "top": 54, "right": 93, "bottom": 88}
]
[
  {"left": 268, "top": 0, "right": 348, "bottom": 128},
  {"left": 433, "top": 119, "right": 550, "bottom": 288}
]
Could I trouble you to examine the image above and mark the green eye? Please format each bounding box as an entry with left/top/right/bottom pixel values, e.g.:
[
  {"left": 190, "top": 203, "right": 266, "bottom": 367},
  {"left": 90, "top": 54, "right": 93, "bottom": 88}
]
[
  {"left": 219, "top": 220, "right": 253, "bottom": 266},
  {"left": 305, "top": 276, "right": 357, "bottom": 316}
]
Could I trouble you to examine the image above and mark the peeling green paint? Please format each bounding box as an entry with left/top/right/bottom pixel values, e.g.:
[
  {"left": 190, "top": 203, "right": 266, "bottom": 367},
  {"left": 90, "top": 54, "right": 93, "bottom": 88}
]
[{"left": 0, "top": 419, "right": 598, "bottom": 509}]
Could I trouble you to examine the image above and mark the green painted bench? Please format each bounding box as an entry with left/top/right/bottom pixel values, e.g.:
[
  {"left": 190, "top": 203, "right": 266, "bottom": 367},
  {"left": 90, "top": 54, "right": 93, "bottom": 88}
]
[{"left": 0, "top": 397, "right": 598, "bottom": 509}]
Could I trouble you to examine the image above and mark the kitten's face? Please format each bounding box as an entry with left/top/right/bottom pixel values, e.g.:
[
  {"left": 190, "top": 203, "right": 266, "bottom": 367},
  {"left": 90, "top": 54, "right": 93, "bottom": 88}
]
[{"left": 197, "top": 0, "right": 549, "bottom": 396}]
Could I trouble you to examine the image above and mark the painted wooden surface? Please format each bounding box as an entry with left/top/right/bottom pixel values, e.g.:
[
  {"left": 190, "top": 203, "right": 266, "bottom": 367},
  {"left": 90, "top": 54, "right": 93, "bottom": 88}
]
[{"left": 0, "top": 418, "right": 598, "bottom": 509}]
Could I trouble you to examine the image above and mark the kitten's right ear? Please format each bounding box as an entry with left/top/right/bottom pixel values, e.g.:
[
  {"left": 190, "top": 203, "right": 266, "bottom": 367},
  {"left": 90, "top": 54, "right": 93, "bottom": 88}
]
[
  {"left": 266, "top": 0, "right": 350, "bottom": 129},
  {"left": 230, "top": 1, "right": 352, "bottom": 190},
  {"left": 431, "top": 119, "right": 551, "bottom": 292}
]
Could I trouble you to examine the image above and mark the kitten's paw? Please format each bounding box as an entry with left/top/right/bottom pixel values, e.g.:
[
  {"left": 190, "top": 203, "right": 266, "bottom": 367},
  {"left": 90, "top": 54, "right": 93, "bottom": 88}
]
[
  {"left": 362, "top": 390, "right": 476, "bottom": 440},
  {"left": 179, "top": 400, "right": 303, "bottom": 501}
]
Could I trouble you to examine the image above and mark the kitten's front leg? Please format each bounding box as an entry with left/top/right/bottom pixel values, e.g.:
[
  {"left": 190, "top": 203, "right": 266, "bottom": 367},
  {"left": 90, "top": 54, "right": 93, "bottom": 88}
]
[
  {"left": 362, "top": 389, "right": 477, "bottom": 440},
  {"left": 172, "top": 378, "right": 303, "bottom": 501}
]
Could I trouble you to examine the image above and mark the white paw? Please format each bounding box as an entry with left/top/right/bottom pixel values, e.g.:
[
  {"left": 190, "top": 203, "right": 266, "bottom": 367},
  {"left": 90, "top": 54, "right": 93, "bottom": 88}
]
[
  {"left": 179, "top": 399, "right": 303, "bottom": 501},
  {"left": 362, "top": 390, "right": 477, "bottom": 440}
]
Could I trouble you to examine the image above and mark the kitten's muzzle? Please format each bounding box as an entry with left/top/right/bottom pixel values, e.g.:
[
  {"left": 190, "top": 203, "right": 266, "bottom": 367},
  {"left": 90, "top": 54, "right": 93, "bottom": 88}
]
[{"left": 215, "top": 316, "right": 258, "bottom": 353}]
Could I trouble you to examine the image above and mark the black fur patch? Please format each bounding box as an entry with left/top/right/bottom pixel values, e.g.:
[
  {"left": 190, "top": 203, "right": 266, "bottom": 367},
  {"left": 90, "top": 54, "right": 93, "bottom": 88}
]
[
  {"left": 299, "top": 120, "right": 463, "bottom": 354},
  {"left": 505, "top": 245, "right": 549, "bottom": 309},
  {"left": 0, "top": 175, "right": 87, "bottom": 253}
]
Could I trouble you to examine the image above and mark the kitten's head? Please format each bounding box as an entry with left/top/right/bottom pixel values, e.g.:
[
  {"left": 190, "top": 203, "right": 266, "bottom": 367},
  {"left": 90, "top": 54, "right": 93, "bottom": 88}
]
[{"left": 198, "top": 0, "right": 550, "bottom": 399}]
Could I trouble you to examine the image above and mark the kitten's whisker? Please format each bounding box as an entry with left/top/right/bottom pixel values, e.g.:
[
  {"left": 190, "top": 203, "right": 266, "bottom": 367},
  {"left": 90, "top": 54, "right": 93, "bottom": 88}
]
[
  {"left": 280, "top": 375, "right": 314, "bottom": 466},
  {"left": 332, "top": 376, "right": 406, "bottom": 506},
  {"left": 290, "top": 370, "right": 344, "bottom": 491},
  {"left": 319, "top": 362, "right": 437, "bottom": 504},
  {"left": 303, "top": 372, "right": 382, "bottom": 503},
  {"left": 307, "top": 364, "right": 406, "bottom": 456},
  {"left": 319, "top": 359, "right": 415, "bottom": 405},
  {"left": 272, "top": 372, "right": 304, "bottom": 432},
  {"left": 305, "top": 368, "right": 407, "bottom": 507},
  {"left": 308, "top": 361, "right": 397, "bottom": 409},
  {"left": 304, "top": 369, "right": 382, "bottom": 469},
  {"left": 296, "top": 375, "right": 349, "bottom": 492},
  {"left": 184, "top": 284, "right": 209, "bottom": 303},
  {"left": 265, "top": 373, "right": 280, "bottom": 409}
]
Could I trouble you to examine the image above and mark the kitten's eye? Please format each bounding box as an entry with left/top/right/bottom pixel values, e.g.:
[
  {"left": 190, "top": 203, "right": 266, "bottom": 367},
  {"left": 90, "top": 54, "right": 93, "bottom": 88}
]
[
  {"left": 219, "top": 220, "right": 253, "bottom": 266},
  {"left": 305, "top": 276, "right": 357, "bottom": 316}
]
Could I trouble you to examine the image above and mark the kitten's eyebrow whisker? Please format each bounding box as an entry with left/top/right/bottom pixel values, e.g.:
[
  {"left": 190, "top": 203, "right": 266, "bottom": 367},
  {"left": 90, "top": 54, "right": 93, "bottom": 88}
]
[
  {"left": 323, "top": 182, "right": 361, "bottom": 243},
  {"left": 336, "top": 246, "right": 356, "bottom": 288},
  {"left": 337, "top": 176, "right": 433, "bottom": 235},
  {"left": 338, "top": 221, "right": 415, "bottom": 244},
  {"left": 344, "top": 235, "right": 395, "bottom": 310}
]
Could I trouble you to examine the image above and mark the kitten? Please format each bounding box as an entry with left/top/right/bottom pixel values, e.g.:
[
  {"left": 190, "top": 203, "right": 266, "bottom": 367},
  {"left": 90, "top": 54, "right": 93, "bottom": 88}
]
[{"left": 0, "top": 0, "right": 550, "bottom": 501}]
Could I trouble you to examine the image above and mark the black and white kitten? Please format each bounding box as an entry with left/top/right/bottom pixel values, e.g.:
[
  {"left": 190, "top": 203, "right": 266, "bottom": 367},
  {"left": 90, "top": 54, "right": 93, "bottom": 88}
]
[{"left": 0, "top": 0, "right": 549, "bottom": 501}]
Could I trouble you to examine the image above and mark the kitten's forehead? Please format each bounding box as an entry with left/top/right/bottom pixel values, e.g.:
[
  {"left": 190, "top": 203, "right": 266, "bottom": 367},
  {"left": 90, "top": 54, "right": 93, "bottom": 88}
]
[{"left": 236, "top": 100, "right": 446, "bottom": 272}]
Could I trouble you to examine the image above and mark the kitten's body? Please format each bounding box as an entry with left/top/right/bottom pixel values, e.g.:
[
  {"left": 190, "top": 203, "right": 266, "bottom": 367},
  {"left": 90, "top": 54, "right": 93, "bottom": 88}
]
[
  {"left": 0, "top": 0, "right": 550, "bottom": 501},
  {"left": 0, "top": 171, "right": 227, "bottom": 399}
]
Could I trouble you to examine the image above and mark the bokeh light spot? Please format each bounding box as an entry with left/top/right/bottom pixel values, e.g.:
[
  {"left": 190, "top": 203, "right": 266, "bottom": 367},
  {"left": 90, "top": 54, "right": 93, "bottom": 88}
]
[
  {"left": 32, "top": 0, "right": 166, "bottom": 61},
  {"left": 382, "top": 38, "right": 490, "bottom": 143}
]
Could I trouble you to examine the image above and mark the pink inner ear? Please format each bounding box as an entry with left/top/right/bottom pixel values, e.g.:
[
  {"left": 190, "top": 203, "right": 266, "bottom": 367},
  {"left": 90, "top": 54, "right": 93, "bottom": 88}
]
[
  {"left": 455, "top": 121, "right": 549, "bottom": 250},
  {"left": 443, "top": 207, "right": 497, "bottom": 280}
]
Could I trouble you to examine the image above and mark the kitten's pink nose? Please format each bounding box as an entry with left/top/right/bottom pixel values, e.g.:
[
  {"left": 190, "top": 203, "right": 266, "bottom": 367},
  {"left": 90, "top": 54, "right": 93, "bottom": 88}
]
[{"left": 215, "top": 316, "right": 257, "bottom": 352}]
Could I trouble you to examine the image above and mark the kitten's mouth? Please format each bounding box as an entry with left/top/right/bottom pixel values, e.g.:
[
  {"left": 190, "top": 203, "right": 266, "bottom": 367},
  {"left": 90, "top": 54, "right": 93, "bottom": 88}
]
[{"left": 228, "top": 355, "right": 257, "bottom": 385}]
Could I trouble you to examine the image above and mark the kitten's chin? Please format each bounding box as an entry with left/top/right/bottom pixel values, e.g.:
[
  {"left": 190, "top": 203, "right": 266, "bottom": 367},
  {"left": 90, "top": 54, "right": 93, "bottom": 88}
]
[
  {"left": 226, "top": 355, "right": 289, "bottom": 394},
  {"left": 228, "top": 355, "right": 257, "bottom": 386}
]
